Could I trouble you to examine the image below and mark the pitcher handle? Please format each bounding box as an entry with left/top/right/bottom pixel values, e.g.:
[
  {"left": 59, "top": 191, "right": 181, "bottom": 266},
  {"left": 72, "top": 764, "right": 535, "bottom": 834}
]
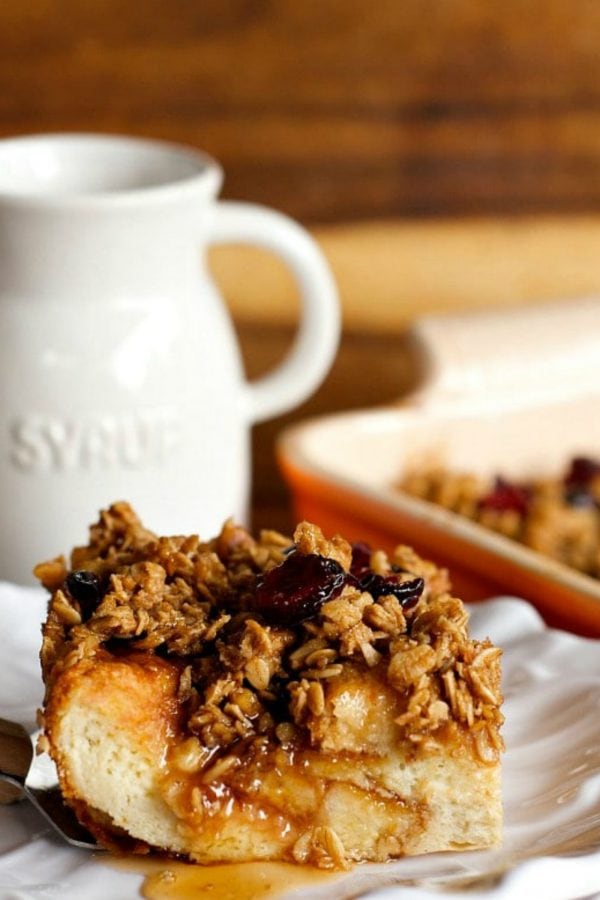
[{"left": 208, "top": 201, "right": 340, "bottom": 424}]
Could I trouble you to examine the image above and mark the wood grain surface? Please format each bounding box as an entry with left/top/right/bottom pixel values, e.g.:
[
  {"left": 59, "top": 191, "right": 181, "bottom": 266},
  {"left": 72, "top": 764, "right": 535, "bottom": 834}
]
[
  {"left": 2, "top": 1, "right": 600, "bottom": 222},
  {"left": 212, "top": 215, "right": 600, "bottom": 332}
]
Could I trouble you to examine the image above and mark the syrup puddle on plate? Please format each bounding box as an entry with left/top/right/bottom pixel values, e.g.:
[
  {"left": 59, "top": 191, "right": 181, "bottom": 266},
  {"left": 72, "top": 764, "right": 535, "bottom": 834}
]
[{"left": 110, "top": 857, "right": 343, "bottom": 899}]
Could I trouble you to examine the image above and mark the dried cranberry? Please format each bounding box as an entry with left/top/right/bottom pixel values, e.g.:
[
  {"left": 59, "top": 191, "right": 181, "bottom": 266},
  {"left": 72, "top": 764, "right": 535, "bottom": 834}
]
[
  {"left": 350, "top": 541, "right": 372, "bottom": 580},
  {"left": 564, "top": 456, "right": 600, "bottom": 489},
  {"left": 64, "top": 570, "right": 102, "bottom": 620},
  {"left": 478, "top": 477, "right": 530, "bottom": 516},
  {"left": 253, "top": 553, "right": 347, "bottom": 626},
  {"left": 359, "top": 572, "right": 424, "bottom": 610}
]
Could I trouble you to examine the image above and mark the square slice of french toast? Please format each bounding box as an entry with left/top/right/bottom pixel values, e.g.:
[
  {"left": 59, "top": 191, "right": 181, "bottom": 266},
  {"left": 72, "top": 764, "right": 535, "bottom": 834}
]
[{"left": 37, "top": 503, "right": 503, "bottom": 869}]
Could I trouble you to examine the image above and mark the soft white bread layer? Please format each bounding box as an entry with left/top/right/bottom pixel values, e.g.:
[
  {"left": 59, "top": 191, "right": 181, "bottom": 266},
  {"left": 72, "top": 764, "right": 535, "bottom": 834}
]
[
  {"left": 44, "top": 654, "right": 186, "bottom": 853},
  {"left": 44, "top": 653, "right": 502, "bottom": 864}
]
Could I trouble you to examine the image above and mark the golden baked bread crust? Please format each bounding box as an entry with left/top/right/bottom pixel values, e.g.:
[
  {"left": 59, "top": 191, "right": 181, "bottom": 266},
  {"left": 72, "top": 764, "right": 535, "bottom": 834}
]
[{"left": 37, "top": 503, "right": 503, "bottom": 868}]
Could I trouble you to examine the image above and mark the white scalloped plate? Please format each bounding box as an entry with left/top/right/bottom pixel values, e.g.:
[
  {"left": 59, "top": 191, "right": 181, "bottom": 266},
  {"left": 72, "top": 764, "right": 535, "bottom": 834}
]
[{"left": 0, "top": 584, "right": 599, "bottom": 900}]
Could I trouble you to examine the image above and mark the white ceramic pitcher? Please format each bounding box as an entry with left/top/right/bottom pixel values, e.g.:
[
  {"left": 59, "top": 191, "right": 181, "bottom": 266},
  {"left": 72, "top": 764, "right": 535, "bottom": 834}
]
[{"left": 0, "top": 133, "right": 340, "bottom": 583}]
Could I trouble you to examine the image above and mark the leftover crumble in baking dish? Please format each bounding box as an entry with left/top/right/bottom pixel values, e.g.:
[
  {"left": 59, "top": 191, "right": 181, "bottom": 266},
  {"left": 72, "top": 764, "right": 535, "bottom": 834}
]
[
  {"left": 36, "top": 502, "right": 503, "bottom": 869},
  {"left": 400, "top": 456, "right": 600, "bottom": 580}
]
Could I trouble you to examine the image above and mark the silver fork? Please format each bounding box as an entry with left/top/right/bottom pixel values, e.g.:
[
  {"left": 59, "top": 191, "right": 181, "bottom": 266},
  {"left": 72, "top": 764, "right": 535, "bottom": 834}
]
[{"left": 0, "top": 716, "right": 101, "bottom": 850}]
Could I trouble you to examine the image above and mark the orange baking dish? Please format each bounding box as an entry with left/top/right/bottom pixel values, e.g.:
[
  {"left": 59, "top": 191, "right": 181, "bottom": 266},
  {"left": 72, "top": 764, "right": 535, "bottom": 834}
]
[{"left": 277, "top": 301, "right": 600, "bottom": 637}]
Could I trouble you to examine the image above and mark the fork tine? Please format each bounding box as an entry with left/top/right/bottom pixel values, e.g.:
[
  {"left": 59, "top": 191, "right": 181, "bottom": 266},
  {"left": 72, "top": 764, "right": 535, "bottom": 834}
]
[
  {"left": 0, "top": 717, "right": 30, "bottom": 804},
  {"left": 0, "top": 716, "right": 100, "bottom": 849},
  {"left": 25, "top": 785, "right": 102, "bottom": 850}
]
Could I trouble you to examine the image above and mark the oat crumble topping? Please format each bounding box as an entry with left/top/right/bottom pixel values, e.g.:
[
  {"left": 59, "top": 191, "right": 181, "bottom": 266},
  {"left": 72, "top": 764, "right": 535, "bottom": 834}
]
[
  {"left": 37, "top": 502, "right": 503, "bottom": 768},
  {"left": 400, "top": 456, "right": 600, "bottom": 579}
]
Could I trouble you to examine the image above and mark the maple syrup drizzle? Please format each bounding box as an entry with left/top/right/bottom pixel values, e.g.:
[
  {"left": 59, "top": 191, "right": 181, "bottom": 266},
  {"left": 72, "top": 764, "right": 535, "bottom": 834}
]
[{"left": 109, "top": 857, "right": 343, "bottom": 900}]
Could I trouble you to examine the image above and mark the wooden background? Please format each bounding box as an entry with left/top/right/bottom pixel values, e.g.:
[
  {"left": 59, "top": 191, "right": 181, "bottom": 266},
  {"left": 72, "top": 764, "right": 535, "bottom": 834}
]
[
  {"left": 2, "top": 0, "right": 600, "bottom": 223},
  {"left": 2, "top": 0, "right": 600, "bottom": 533}
]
